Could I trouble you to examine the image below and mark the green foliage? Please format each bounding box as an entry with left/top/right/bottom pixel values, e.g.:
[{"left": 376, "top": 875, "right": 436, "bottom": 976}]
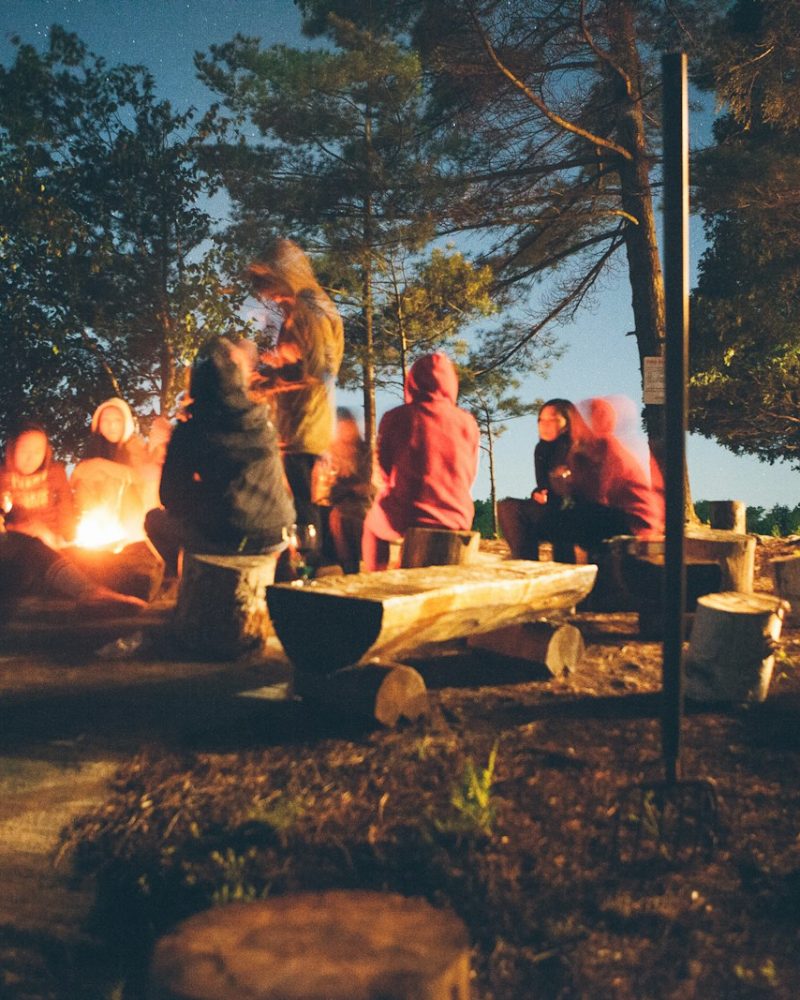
[
  {"left": 432, "top": 741, "right": 499, "bottom": 840},
  {"left": 695, "top": 500, "right": 800, "bottom": 537},
  {"left": 208, "top": 847, "right": 269, "bottom": 906},
  {"left": 197, "top": 13, "right": 554, "bottom": 439},
  {"left": 472, "top": 498, "right": 496, "bottom": 539},
  {"left": 0, "top": 27, "right": 240, "bottom": 456},
  {"left": 690, "top": 1, "right": 800, "bottom": 467}
]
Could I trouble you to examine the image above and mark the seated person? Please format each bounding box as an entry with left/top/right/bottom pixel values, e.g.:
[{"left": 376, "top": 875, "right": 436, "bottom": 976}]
[
  {"left": 144, "top": 335, "right": 296, "bottom": 578},
  {"left": 314, "top": 407, "right": 376, "bottom": 573},
  {"left": 496, "top": 399, "right": 577, "bottom": 562},
  {"left": 550, "top": 397, "right": 665, "bottom": 558},
  {"left": 361, "top": 353, "right": 479, "bottom": 572},
  {"left": 0, "top": 529, "right": 145, "bottom": 618},
  {"left": 72, "top": 397, "right": 152, "bottom": 538},
  {"left": 0, "top": 422, "right": 76, "bottom": 549},
  {"left": 0, "top": 425, "right": 144, "bottom": 616}
]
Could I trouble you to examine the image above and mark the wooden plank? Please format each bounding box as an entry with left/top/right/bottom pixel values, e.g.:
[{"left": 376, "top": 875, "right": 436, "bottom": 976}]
[{"left": 267, "top": 560, "right": 597, "bottom": 673}]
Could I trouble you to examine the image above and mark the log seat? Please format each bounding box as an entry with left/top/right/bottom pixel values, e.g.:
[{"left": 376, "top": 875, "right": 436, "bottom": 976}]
[
  {"left": 173, "top": 551, "right": 281, "bottom": 660},
  {"left": 150, "top": 892, "right": 471, "bottom": 1000},
  {"left": 266, "top": 559, "right": 597, "bottom": 674}
]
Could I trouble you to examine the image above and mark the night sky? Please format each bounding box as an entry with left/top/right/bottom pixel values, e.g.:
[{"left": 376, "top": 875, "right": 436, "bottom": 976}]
[{"left": 1, "top": 1, "right": 796, "bottom": 507}]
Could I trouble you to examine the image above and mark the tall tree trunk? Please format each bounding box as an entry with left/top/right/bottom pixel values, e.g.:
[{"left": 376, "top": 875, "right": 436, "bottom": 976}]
[
  {"left": 361, "top": 108, "right": 377, "bottom": 449},
  {"left": 607, "top": 0, "right": 693, "bottom": 515},
  {"left": 486, "top": 420, "right": 498, "bottom": 538},
  {"left": 606, "top": 1, "right": 665, "bottom": 452}
]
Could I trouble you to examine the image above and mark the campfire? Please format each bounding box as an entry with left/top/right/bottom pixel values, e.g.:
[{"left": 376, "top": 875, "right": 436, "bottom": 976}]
[{"left": 74, "top": 505, "right": 133, "bottom": 552}]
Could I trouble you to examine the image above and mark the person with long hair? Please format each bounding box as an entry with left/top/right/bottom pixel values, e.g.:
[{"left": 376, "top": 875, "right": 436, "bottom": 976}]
[
  {"left": 144, "top": 335, "right": 296, "bottom": 578},
  {"left": 246, "top": 239, "right": 344, "bottom": 545},
  {"left": 1, "top": 422, "right": 76, "bottom": 549},
  {"left": 496, "top": 398, "right": 579, "bottom": 562}
]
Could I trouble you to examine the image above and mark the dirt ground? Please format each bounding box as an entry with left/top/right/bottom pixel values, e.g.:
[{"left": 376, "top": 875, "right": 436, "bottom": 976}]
[{"left": 3, "top": 536, "right": 800, "bottom": 999}]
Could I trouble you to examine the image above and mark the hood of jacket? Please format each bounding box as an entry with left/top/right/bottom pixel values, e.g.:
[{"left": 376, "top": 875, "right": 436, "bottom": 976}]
[
  {"left": 404, "top": 353, "right": 459, "bottom": 405},
  {"left": 90, "top": 398, "right": 136, "bottom": 443}
]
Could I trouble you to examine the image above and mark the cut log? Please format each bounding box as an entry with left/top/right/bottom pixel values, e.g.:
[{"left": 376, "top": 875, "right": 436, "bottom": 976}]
[
  {"left": 267, "top": 560, "right": 598, "bottom": 674},
  {"left": 708, "top": 500, "right": 746, "bottom": 534},
  {"left": 294, "top": 660, "right": 428, "bottom": 726},
  {"left": 173, "top": 551, "right": 280, "bottom": 660},
  {"left": 149, "top": 892, "right": 471, "bottom": 1000},
  {"left": 770, "top": 554, "right": 800, "bottom": 626},
  {"left": 684, "top": 527, "right": 756, "bottom": 593},
  {"left": 685, "top": 591, "right": 789, "bottom": 703},
  {"left": 467, "top": 620, "right": 585, "bottom": 676},
  {"left": 400, "top": 526, "right": 480, "bottom": 568}
]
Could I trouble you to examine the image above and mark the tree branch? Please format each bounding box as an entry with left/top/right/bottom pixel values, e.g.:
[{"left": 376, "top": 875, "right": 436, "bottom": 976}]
[
  {"left": 467, "top": 4, "right": 633, "bottom": 162},
  {"left": 579, "top": 0, "right": 632, "bottom": 98}
]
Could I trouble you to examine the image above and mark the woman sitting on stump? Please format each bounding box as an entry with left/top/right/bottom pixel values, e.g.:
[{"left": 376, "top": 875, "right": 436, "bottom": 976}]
[
  {"left": 496, "top": 398, "right": 579, "bottom": 563},
  {"left": 361, "top": 353, "right": 479, "bottom": 572},
  {"left": 145, "top": 335, "right": 296, "bottom": 578}
]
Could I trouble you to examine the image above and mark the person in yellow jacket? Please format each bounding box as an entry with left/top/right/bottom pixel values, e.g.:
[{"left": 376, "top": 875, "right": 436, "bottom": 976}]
[{"left": 247, "top": 239, "right": 344, "bottom": 547}]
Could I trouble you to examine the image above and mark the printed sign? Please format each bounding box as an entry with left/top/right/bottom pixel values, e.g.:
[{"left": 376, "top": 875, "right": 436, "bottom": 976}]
[{"left": 643, "top": 355, "right": 665, "bottom": 405}]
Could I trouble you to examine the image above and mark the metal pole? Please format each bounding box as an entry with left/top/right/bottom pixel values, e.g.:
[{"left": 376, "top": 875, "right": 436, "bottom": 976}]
[{"left": 662, "top": 52, "right": 689, "bottom": 783}]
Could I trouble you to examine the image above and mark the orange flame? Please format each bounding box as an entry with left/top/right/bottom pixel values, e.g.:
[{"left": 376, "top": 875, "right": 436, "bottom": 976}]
[{"left": 74, "top": 506, "right": 128, "bottom": 551}]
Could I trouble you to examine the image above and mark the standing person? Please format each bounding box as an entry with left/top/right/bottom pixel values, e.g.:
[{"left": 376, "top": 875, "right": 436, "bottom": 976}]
[
  {"left": 246, "top": 239, "right": 344, "bottom": 543},
  {"left": 144, "top": 335, "right": 296, "bottom": 578},
  {"left": 496, "top": 399, "right": 578, "bottom": 562},
  {"left": 361, "top": 353, "right": 480, "bottom": 572},
  {"left": 0, "top": 422, "right": 76, "bottom": 549}
]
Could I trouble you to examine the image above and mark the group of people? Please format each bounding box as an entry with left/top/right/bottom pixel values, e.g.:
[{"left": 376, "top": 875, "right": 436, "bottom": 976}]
[
  {"left": 497, "top": 397, "right": 665, "bottom": 563},
  {"left": 0, "top": 236, "right": 666, "bottom": 620}
]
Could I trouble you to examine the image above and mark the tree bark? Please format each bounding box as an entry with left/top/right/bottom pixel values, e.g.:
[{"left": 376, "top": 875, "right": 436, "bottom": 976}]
[{"left": 685, "top": 591, "right": 788, "bottom": 703}]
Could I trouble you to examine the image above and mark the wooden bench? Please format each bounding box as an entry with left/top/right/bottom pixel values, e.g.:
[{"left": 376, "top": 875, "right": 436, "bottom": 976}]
[{"left": 267, "top": 560, "right": 597, "bottom": 675}]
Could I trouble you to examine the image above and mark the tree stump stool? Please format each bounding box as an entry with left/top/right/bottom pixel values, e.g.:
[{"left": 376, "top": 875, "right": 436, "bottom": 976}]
[
  {"left": 770, "top": 553, "right": 800, "bottom": 626},
  {"left": 149, "top": 892, "right": 471, "bottom": 1000},
  {"left": 173, "top": 551, "right": 280, "bottom": 660},
  {"left": 467, "top": 620, "right": 585, "bottom": 677},
  {"left": 400, "top": 526, "right": 480, "bottom": 568},
  {"left": 708, "top": 499, "right": 746, "bottom": 534},
  {"left": 685, "top": 591, "right": 790, "bottom": 703},
  {"left": 684, "top": 527, "right": 756, "bottom": 593}
]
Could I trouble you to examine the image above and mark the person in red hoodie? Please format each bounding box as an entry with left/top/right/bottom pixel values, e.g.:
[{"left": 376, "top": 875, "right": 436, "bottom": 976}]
[{"left": 361, "top": 353, "right": 480, "bottom": 571}]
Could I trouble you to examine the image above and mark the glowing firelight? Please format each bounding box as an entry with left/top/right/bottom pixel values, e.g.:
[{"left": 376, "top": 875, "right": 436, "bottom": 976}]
[{"left": 74, "top": 506, "right": 128, "bottom": 551}]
